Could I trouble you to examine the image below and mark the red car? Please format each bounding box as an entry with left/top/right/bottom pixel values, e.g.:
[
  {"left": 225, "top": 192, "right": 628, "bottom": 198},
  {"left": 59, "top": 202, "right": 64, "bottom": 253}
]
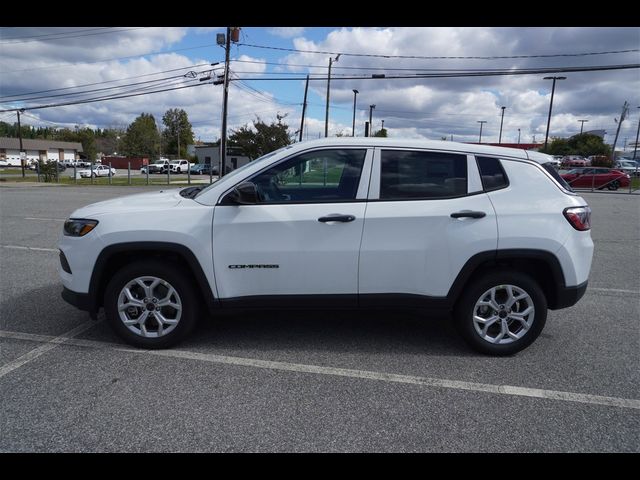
[{"left": 561, "top": 168, "right": 630, "bottom": 190}]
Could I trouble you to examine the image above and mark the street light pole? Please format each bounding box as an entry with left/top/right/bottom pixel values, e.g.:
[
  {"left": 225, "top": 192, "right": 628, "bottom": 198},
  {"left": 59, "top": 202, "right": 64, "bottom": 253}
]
[
  {"left": 579, "top": 119, "right": 588, "bottom": 135},
  {"left": 498, "top": 106, "right": 506, "bottom": 144},
  {"left": 324, "top": 54, "right": 340, "bottom": 137},
  {"left": 517, "top": 128, "right": 521, "bottom": 145},
  {"left": 543, "top": 76, "right": 566, "bottom": 150},
  {"left": 351, "top": 89, "right": 359, "bottom": 137},
  {"left": 477, "top": 121, "right": 487, "bottom": 143},
  {"left": 17, "top": 109, "right": 25, "bottom": 178},
  {"left": 633, "top": 106, "right": 640, "bottom": 161},
  {"left": 368, "top": 104, "right": 376, "bottom": 137}
]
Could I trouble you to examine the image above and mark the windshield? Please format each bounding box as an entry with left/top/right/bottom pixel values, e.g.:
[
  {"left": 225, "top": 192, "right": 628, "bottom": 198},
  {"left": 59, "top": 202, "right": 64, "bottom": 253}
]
[{"left": 194, "top": 145, "right": 294, "bottom": 199}]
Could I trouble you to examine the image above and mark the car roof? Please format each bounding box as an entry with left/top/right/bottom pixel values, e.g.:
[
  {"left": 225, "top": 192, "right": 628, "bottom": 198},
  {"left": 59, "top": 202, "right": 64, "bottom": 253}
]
[{"left": 284, "top": 137, "right": 552, "bottom": 164}]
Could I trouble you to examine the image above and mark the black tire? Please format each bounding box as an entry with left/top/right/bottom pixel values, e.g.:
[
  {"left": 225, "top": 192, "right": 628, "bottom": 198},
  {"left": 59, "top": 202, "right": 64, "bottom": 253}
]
[
  {"left": 453, "top": 269, "right": 547, "bottom": 356},
  {"left": 104, "top": 260, "right": 200, "bottom": 349},
  {"left": 607, "top": 180, "right": 619, "bottom": 191}
]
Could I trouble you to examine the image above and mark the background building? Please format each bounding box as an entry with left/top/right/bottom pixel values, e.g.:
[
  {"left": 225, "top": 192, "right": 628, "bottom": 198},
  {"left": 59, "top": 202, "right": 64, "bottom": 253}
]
[{"left": 0, "top": 137, "right": 83, "bottom": 166}]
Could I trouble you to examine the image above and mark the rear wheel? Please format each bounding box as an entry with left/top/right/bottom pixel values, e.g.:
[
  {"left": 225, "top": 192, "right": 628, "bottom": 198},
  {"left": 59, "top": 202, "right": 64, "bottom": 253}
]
[
  {"left": 607, "top": 180, "right": 620, "bottom": 191},
  {"left": 104, "top": 260, "right": 199, "bottom": 348},
  {"left": 453, "top": 270, "right": 547, "bottom": 355}
]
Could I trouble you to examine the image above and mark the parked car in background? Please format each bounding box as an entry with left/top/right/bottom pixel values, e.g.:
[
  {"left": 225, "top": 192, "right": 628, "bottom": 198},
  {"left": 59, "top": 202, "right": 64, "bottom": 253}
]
[
  {"left": 79, "top": 165, "right": 116, "bottom": 178},
  {"left": 170, "top": 160, "right": 193, "bottom": 173},
  {"left": 560, "top": 168, "right": 630, "bottom": 190},
  {"left": 189, "top": 163, "right": 218, "bottom": 175},
  {"left": 561, "top": 156, "right": 588, "bottom": 168},
  {"left": 614, "top": 159, "right": 640, "bottom": 177},
  {"left": 147, "top": 159, "right": 171, "bottom": 174}
]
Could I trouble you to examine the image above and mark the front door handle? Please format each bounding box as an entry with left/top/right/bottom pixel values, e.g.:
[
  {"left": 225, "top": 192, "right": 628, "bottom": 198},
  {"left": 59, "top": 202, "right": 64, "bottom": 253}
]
[
  {"left": 318, "top": 214, "right": 356, "bottom": 223},
  {"left": 450, "top": 210, "right": 486, "bottom": 219}
]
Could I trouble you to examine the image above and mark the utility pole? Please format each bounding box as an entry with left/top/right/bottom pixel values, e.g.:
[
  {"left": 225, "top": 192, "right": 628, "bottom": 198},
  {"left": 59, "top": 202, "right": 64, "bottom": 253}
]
[
  {"left": 368, "top": 104, "right": 376, "bottom": 137},
  {"left": 611, "top": 101, "right": 630, "bottom": 161},
  {"left": 177, "top": 123, "right": 180, "bottom": 160},
  {"left": 477, "top": 121, "right": 487, "bottom": 143},
  {"left": 579, "top": 119, "right": 588, "bottom": 135},
  {"left": 633, "top": 106, "right": 640, "bottom": 161},
  {"left": 299, "top": 75, "right": 309, "bottom": 142},
  {"left": 17, "top": 109, "right": 25, "bottom": 178},
  {"left": 351, "top": 89, "right": 359, "bottom": 137},
  {"left": 543, "top": 76, "right": 566, "bottom": 150},
  {"left": 517, "top": 128, "right": 521, "bottom": 145},
  {"left": 324, "top": 54, "right": 340, "bottom": 137},
  {"left": 219, "top": 27, "right": 233, "bottom": 178},
  {"left": 498, "top": 106, "right": 506, "bottom": 144}
]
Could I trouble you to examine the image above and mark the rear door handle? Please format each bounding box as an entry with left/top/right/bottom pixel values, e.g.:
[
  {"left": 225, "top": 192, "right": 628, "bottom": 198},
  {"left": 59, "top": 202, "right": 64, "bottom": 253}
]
[
  {"left": 450, "top": 210, "right": 486, "bottom": 219},
  {"left": 318, "top": 214, "right": 356, "bottom": 223}
]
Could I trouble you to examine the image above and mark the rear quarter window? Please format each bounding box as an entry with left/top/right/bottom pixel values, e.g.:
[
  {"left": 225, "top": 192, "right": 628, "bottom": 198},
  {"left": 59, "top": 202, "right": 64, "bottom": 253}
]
[{"left": 476, "top": 156, "right": 509, "bottom": 191}]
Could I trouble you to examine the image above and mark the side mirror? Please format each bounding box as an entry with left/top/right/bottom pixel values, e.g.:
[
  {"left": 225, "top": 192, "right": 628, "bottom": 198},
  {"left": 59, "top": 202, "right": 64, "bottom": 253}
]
[{"left": 223, "top": 181, "right": 259, "bottom": 205}]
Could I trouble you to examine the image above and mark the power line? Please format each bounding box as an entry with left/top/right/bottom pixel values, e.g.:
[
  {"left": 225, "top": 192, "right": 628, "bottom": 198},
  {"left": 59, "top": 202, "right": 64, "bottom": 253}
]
[
  {"left": 232, "top": 63, "right": 640, "bottom": 81},
  {"left": 0, "top": 81, "right": 213, "bottom": 113},
  {"left": 0, "top": 63, "right": 214, "bottom": 100},
  {"left": 0, "top": 43, "right": 220, "bottom": 75},
  {"left": 237, "top": 43, "right": 640, "bottom": 60},
  {"left": 0, "top": 27, "right": 114, "bottom": 41},
  {"left": 0, "top": 27, "right": 149, "bottom": 45}
]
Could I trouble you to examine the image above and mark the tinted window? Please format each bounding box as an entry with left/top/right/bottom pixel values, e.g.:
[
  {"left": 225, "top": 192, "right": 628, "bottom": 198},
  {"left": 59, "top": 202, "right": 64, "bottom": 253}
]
[
  {"left": 251, "top": 149, "right": 366, "bottom": 203},
  {"left": 380, "top": 150, "right": 467, "bottom": 199},
  {"left": 476, "top": 156, "right": 508, "bottom": 191},
  {"left": 542, "top": 162, "right": 573, "bottom": 192}
]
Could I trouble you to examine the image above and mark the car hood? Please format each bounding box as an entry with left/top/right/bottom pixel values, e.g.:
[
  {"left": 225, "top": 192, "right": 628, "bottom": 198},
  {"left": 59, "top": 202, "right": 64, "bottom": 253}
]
[{"left": 70, "top": 189, "right": 184, "bottom": 218}]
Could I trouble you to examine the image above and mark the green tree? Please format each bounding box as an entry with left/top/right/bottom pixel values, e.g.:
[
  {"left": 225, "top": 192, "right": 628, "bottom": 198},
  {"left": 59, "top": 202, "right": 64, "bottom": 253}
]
[
  {"left": 373, "top": 128, "right": 388, "bottom": 137},
  {"left": 540, "top": 134, "right": 610, "bottom": 157},
  {"left": 122, "top": 113, "right": 160, "bottom": 157},
  {"left": 162, "top": 108, "right": 194, "bottom": 158},
  {"left": 228, "top": 114, "right": 292, "bottom": 160}
]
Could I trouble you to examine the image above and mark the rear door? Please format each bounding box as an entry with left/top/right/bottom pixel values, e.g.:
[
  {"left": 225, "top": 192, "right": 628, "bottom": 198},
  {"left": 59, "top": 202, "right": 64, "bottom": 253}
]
[{"left": 359, "top": 148, "right": 497, "bottom": 302}]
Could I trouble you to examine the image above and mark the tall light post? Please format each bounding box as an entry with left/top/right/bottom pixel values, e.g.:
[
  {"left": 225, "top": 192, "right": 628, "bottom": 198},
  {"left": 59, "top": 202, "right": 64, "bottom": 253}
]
[
  {"left": 633, "top": 106, "right": 640, "bottom": 161},
  {"left": 324, "top": 54, "right": 340, "bottom": 137},
  {"left": 498, "top": 106, "right": 506, "bottom": 144},
  {"left": 517, "top": 128, "right": 521, "bottom": 145},
  {"left": 477, "top": 120, "right": 487, "bottom": 143},
  {"left": 368, "top": 104, "right": 376, "bottom": 137},
  {"left": 17, "top": 109, "right": 25, "bottom": 178},
  {"left": 543, "top": 76, "right": 566, "bottom": 150},
  {"left": 351, "top": 89, "right": 359, "bottom": 137},
  {"left": 579, "top": 119, "right": 588, "bottom": 135}
]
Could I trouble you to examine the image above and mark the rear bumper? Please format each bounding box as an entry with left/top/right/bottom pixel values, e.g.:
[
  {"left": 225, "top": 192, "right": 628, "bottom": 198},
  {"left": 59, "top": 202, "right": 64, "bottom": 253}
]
[{"left": 552, "top": 280, "right": 588, "bottom": 310}]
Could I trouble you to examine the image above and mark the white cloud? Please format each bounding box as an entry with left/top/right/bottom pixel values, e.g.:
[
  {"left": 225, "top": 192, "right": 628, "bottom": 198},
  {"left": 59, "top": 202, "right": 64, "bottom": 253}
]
[{"left": 267, "top": 27, "right": 305, "bottom": 39}]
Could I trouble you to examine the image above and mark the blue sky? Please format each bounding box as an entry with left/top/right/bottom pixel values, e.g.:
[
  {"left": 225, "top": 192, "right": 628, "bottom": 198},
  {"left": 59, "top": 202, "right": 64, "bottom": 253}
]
[{"left": 1, "top": 27, "right": 639, "bottom": 150}]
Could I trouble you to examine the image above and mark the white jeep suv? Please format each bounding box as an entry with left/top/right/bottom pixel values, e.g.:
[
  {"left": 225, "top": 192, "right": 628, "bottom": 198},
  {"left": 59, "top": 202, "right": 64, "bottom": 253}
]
[{"left": 59, "top": 138, "right": 593, "bottom": 355}]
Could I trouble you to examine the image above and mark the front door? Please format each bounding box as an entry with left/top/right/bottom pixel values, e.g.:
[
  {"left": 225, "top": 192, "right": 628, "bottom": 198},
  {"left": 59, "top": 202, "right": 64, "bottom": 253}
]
[{"left": 212, "top": 147, "right": 372, "bottom": 307}]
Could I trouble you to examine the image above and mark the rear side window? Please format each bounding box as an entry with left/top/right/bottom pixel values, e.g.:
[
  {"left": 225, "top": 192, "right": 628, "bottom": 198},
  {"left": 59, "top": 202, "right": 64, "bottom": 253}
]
[
  {"left": 476, "top": 156, "right": 509, "bottom": 191},
  {"left": 541, "top": 162, "right": 573, "bottom": 192},
  {"left": 380, "top": 150, "right": 467, "bottom": 199}
]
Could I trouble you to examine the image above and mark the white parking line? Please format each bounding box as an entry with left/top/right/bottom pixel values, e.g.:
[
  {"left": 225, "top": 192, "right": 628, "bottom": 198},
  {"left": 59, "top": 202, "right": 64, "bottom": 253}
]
[
  {"left": 1, "top": 329, "right": 639, "bottom": 410},
  {"left": 24, "top": 217, "right": 66, "bottom": 222},
  {"left": 589, "top": 287, "right": 640, "bottom": 294},
  {"left": 1, "top": 245, "right": 58, "bottom": 253},
  {"left": 0, "top": 322, "right": 96, "bottom": 379}
]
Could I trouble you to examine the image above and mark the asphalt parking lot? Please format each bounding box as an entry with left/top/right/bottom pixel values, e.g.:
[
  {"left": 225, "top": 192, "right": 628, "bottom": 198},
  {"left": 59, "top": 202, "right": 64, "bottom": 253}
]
[{"left": 0, "top": 184, "right": 638, "bottom": 452}]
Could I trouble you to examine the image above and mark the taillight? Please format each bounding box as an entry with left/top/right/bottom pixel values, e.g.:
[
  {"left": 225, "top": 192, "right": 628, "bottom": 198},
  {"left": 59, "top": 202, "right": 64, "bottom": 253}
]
[{"left": 563, "top": 206, "right": 591, "bottom": 231}]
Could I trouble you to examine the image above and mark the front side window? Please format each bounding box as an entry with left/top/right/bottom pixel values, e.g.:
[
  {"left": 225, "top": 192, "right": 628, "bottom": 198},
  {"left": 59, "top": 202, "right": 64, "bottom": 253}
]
[
  {"left": 380, "top": 150, "right": 467, "bottom": 199},
  {"left": 250, "top": 149, "right": 366, "bottom": 203}
]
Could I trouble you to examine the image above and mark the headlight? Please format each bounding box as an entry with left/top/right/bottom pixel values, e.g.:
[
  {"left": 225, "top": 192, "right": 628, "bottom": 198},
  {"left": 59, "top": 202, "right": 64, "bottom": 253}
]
[{"left": 64, "top": 218, "right": 99, "bottom": 237}]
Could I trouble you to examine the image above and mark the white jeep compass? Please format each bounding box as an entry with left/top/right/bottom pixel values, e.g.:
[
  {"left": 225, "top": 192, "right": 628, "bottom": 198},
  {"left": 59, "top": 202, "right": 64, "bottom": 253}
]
[{"left": 59, "top": 138, "right": 593, "bottom": 355}]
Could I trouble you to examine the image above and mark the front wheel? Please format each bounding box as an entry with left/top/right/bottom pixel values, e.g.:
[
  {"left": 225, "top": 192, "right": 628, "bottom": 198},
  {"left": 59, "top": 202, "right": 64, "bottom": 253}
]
[
  {"left": 104, "top": 260, "right": 200, "bottom": 349},
  {"left": 607, "top": 180, "right": 619, "bottom": 191},
  {"left": 453, "top": 270, "right": 547, "bottom": 356}
]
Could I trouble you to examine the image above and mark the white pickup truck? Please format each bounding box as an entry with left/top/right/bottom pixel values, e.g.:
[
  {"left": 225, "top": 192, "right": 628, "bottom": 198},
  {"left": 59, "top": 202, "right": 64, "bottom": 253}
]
[{"left": 169, "top": 160, "right": 193, "bottom": 173}]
